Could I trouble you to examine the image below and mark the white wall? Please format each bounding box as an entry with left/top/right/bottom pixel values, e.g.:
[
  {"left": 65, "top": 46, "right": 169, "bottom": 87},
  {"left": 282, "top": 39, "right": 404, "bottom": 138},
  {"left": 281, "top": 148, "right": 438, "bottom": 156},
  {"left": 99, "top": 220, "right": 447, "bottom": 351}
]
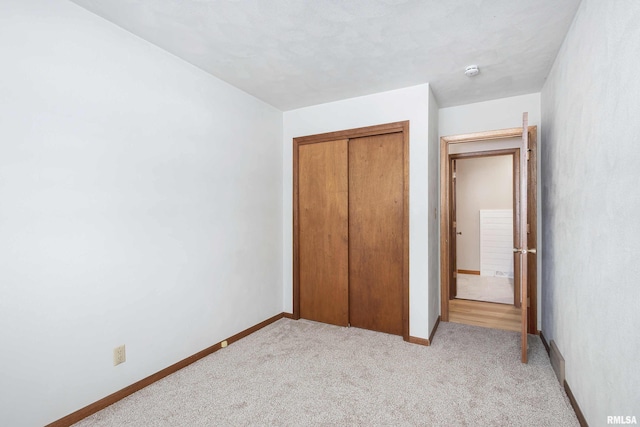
[
  {"left": 541, "top": 1, "right": 640, "bottom": 424},
  {"left": 0, "top": 1, "right": 283, "bottom": 426},
  {"left": 439, "top": 93, "right": 541, "bottom": 330},
  {"left": 439, "top": 93, "right": 541, "bottom": 137},
  {"left": 456, "top": 155, "right": 513, "bottom": 271},
  {"left": 283, "top": 84, "right": 433, "bottom": 339},
  {"left": 427, "top": 89, "right": 440, "bottom": 333}
]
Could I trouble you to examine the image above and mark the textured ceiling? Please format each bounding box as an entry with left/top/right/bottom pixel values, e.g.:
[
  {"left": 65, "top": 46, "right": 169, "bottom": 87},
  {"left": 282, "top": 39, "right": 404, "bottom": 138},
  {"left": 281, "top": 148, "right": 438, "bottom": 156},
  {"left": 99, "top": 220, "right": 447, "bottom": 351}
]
[{"left": 69, "top": 0, "right": 581, "bottom": 110}]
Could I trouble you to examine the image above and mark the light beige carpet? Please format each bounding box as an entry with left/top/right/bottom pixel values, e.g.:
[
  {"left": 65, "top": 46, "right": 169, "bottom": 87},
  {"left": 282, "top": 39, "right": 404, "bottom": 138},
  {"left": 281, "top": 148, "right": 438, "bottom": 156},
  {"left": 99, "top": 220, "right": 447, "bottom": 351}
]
[{"left": 75, "top": 319, "right": 579, "bottom": 426}]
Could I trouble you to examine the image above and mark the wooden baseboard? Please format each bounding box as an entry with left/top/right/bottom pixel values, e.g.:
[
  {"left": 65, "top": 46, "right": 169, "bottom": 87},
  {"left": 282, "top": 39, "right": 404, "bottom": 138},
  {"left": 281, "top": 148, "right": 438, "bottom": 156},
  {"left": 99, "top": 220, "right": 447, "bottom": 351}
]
[
  {"left": 540, "top": 332, "right": 566, "bottom": 385},
  {"left": 283, "top": 312, "right": 295, "bottom": 319},
  {"left": 549, "top": 340, "right": 565, "bottom": 385},
  {"left": 457, "top": 269, "right": 480, "bottom": 275},
  {"left": 408, "top": 336, "right": 430, "bottom": 346},
  {"left": 408, "top": 316, "right": 441, "bottom": 346},
  {"left": 564, "top": 380, "right": 589, "bottom": 427},
  {"left": 47, "top": 312, "right": 287, "bottom": 427},
  {"left": 429, "top": 316, "right": 441, "bottom": 344},
  {"left": 539, "top": 331, "right": 587, "bottom": 426},
  {"left": 539, "top": 330, "right": 550, "bottom": 354}
]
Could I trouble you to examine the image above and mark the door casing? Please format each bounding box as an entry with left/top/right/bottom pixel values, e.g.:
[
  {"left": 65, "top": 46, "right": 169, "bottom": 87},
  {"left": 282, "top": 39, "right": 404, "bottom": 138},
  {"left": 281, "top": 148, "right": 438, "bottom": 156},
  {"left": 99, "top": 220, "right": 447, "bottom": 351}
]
[
  {"left": 440, "top": 126, "right": 538, "bottom": 334},
  {"left": 449, "top": 149, "right": 520, "bottom": 306}
]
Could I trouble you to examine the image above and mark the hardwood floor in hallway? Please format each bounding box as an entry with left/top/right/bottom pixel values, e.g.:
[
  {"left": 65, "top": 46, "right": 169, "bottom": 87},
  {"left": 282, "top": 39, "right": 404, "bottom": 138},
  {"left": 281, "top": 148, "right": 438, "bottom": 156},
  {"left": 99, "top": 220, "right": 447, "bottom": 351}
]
[{"left": 449, "top": 298, "right": 521, "bottom": 332}]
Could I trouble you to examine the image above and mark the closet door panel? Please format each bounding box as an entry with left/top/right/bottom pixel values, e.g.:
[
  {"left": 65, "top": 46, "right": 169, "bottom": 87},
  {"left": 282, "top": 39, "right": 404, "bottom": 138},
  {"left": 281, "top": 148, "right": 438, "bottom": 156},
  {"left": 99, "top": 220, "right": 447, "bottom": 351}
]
[
  {"left": 298, "top": 139, "right": 349, "bottom": 326},
  {"left": 348, "top": 133, "right": 404, "bottom": 335}
]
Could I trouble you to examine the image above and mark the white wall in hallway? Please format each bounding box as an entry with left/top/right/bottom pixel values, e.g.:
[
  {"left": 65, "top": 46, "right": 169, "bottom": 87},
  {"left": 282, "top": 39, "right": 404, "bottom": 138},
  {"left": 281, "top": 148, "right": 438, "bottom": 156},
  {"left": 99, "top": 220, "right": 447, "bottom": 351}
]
[{"left": 456, "top": 155, "right": 513, "bottom": 272}]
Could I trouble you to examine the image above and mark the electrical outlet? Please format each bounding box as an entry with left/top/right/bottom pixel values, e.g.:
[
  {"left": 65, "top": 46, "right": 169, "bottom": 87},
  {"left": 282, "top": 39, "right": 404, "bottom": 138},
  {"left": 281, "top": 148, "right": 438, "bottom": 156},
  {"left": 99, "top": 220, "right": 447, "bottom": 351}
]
[
  {"left": 221, "top": 340, "right": 228, "bottom": 348},
  {"left": 113, "top": 345, "right": 126, "bottom": 366}
]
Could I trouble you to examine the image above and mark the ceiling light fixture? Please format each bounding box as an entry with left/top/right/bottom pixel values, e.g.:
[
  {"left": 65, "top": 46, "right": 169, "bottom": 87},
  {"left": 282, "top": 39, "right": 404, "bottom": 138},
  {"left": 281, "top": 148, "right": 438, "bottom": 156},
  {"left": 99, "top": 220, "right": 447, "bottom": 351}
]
[{"left": 465, "top": 65, "right": 480, "bottom": 77}]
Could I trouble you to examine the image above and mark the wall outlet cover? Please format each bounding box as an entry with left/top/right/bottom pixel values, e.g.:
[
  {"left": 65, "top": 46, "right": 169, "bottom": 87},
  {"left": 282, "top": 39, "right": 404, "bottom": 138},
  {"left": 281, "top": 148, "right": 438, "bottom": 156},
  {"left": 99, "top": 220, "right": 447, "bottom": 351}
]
[{"left": 113, "top": 345, "right": 126, "bottom": 366}]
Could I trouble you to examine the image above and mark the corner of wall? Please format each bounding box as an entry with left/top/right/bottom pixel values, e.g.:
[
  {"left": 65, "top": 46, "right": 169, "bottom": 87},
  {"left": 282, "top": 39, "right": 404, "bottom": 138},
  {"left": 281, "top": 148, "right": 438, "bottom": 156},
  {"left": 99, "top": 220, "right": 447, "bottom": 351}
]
[{"left": 427, "top": 86, "right": 441, "bottom": 332}]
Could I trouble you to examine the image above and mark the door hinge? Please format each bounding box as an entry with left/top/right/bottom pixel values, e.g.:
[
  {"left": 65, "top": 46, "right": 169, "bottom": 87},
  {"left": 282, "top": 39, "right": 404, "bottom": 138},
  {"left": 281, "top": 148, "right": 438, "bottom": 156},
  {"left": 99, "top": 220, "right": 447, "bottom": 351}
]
[
  {"left": 453, "top": 221, "right": 457, "bottom": 228},
  {"left": 453, "top": 271, "right": 457, "bottom": 278},
  {"left": 527, "top": 223, "right": 530, "bottom": 234},
  {"left": 526, "top": 149, "right": 531, "bottom": 161}
]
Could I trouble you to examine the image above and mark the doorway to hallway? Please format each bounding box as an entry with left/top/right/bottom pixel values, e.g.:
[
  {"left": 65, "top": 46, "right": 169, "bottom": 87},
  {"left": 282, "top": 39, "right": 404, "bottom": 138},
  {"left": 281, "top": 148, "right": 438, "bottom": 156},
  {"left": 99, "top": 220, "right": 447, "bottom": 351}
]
[
  {"left": 440, "top": 117, "right": 538, "bottom": 362},
  {"left": 450, "top": 150, "right": 517, "bottom": 306}
]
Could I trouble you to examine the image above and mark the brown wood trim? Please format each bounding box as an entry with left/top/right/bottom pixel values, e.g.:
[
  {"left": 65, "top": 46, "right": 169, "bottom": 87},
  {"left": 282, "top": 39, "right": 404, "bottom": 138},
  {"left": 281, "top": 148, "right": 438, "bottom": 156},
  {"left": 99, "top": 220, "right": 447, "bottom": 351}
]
[
  {"left": 441, "top": 146, "right": 519, "bottom": 320},
  {"left": 402, "top": 122, "right": 410, "bottom": 342},
  {"left": 293, "top": 121, "right": 407, "bottom": 145},
  {"left": 293, "top": 121, "right": 410, "bottom": 342},
  {"left": 226, "top": 313, "right": 285, "bottom": 345},
  {"left": 440, "top": 136, "right": 450, "bottom": 321},
  {"left": 292, "top": 131, "right": 301, "bottom": 320},
  {"left": 429, "top": 316, "right": 441, "bottom": 344},
  {"left": 527, "top": 126, "right": 538, "bottom": 335},
  {"left": 408, "top": 336, "right": 430, "bottom": 346},
  {"left": 407, "top": 316, "right": 441, "bottom": 346},
  {"left": 540, "top": 337, "right": 584, "bottom": 426},
  {"left": 46, "top": 313, "right": 286, "bottom": 427},
  {"left": 450, "top": 147, "right": 520, "bottom": 310},
  {"left": 450, "top": 157, "right": 457, "bottom": 299},
  {"left": 452, "top": 148, "right": 520, "bottom": 307},
  {"left": 539, "top": 330, "right": 550, "bottom": 355},
  {"left": 442, "top": 127, "right": 523, "bottom": 144},
  {"left": 449, "top": 148, "right": 517, "bottom": 161},
  {"left": 282, "top": 312, "right": 295, "bottom": 319},
  {"left": 457, "top": 270, "right": 480, "bottom": 275},
  {"left": 564, "top": 380, "right": 589, "bottom": 427}
]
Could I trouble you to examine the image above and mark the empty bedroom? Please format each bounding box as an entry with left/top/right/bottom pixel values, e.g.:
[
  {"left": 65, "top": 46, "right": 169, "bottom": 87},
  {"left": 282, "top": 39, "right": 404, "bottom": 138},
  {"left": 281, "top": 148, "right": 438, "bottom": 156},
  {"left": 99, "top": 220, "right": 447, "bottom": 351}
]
[{"left": 1, "top": 1, "right": 638, "bottom": 426}]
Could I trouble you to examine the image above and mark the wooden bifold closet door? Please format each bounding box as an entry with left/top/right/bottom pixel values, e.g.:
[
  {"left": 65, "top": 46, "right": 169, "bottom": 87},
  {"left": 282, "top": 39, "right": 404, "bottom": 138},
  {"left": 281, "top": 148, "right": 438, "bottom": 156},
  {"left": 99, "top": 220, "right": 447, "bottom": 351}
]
[
  {"left": 295, "top": 123, "right": 407, "bottom": 337},
  {"left": 348, "top": 133, "right": 404, "bottom": 335},
  {"left": 298, "top": 139, "right": 349, "bottom": 327}
]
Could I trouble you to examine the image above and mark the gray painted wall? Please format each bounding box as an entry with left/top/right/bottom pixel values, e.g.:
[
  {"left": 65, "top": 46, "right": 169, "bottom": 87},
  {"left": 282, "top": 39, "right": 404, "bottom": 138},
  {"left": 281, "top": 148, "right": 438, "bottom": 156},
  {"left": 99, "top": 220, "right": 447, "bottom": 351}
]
[{"left": 541, "top": 0, "right": 640, "bottom": 424}]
